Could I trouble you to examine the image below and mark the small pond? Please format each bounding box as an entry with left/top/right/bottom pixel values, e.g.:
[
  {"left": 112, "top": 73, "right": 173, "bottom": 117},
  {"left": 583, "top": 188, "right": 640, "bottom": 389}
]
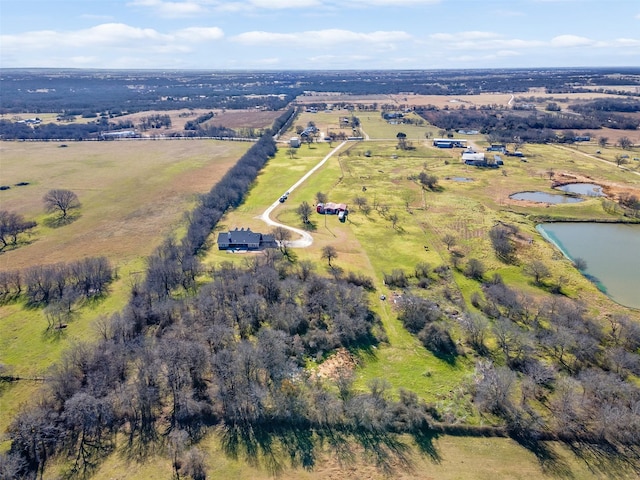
[
  {"left": 447, "top": 177, "right": 474, "bottom": 182},
  {"left": 510, "top": 191, "right": 583, "bottom": 204},
  {"left": 537, "top": 223, "right": 640, "bottom": 309},
  {"left": 555, "top": 183, "right": 604, "bottom": 197}
]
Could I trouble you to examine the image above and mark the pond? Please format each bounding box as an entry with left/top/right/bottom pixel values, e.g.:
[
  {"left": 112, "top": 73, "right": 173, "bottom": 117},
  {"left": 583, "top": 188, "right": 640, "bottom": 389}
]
[
  {"left": 447, "top": 177, "right": 474, "bottom": 182},
  {"left": 537, "top": 223, "right": 640, "bottom": 309},
  {"left": 510, "top": 191, "right": 583, "bottom": 204},
  {"left": 555, "top": 183, "right": 604, "bottom": 197}
]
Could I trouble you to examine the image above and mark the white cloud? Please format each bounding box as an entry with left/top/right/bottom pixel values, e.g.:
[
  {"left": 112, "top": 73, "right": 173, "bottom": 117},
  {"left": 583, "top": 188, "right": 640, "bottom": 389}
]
[
  {"left": 248, "top": 0, "right": 321, "bottom": 8},
  {"left": 127, "top": 0, "right": 208, "bottom": 17},
  {"left": 349, "top": 0, "right": 440, "bottom": 4},
  {"left": 232, "top": 29, "right": 411, "bottom": 47},
  {"left": 550, "top": 34, "right": 593, "bottom": 47},
  {"left": 0, "top": 23, "right": 224, "bottom": 55},
  {"left": 430, "top": 31, "right": 501, "bottom": 41}
]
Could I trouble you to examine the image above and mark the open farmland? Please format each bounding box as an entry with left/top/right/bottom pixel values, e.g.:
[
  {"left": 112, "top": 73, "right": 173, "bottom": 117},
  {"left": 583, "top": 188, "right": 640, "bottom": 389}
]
[
  {"left": 0, "top": 140, "right": 249, "bottom": 270},
  {"left": 198, "top": 107, "right": 640, "bottom": 478},
  {"left": 2, "top": 68, "right": 640, "bottom": 479},
  {"left": 0, "top": 139, "right": 249, "bottom": 437}
]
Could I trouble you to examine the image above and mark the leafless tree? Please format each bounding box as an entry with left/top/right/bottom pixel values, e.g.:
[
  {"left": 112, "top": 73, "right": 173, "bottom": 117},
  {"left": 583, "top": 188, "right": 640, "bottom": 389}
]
[
  {"left": 618, "top": 136, "right": 633, "bottom": 150},
  {"left": 524, "top": 260, "right": 551, "bottom": 285},
  {"left": 442, "top": 234, "right": 457, "bottom": 251},
  {"left": 272, "top": 226, "right": 292, "bottom": 254},
  {"left": 0, "top": 210, "right": 36, "bottom": 249},
  {"left": 296, "top": 201, "right": 313, "bottom": 224},
  {"left": 321, "top": 245, "right": 338, "bottom": 267},
  {"left": 315, "top": 191, "right": 328, "bottom": 204},
  {"left": 43, "top": 189, "right": 80, "bottom": 219}
]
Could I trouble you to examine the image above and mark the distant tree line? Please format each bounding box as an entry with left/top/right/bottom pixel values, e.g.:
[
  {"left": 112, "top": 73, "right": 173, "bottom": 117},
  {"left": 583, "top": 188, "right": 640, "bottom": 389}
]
[
  {"left": 568, "top": 98, "right": 640, "bottom": 113},
  {"left": 138, "top": 114, "right": 171, "bottom": 130},
  {"left": 183, "top": 111, "right": 215, "bottom": 130}
]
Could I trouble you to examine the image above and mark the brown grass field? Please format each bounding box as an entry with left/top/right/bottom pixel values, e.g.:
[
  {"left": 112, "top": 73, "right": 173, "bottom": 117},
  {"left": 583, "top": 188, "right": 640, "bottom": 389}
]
[
  {"left": 0, "top": 140, "right": 249, "bottom": 270},
  {"left": 0, "top": 108, "right": 282, "bottom": 137}
]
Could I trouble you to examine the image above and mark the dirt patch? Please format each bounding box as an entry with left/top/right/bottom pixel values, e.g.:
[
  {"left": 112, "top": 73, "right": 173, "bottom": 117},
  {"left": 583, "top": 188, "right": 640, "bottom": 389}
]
[{"left": 316, "top": 348, "right": 358, "bottom": 380}]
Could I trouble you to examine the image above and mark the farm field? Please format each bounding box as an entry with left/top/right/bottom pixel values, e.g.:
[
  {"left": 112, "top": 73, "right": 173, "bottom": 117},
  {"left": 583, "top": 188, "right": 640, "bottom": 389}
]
[
  {"left": 2, "top": 100, "right": 640, "bottom": 479},
  {"left": 193, "top": 109, "right": 640, "bottom": 478},
  {"left": 0, "top": 108, "right": 282, "bottom": 138},
  {"left": 0, "top": 139, "right": 250, "bottom": 438}
]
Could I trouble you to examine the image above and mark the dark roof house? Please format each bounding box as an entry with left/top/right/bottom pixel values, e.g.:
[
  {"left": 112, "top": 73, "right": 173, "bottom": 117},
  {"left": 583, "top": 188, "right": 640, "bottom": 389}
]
[{"left": 217, "top": 228, "right": 277, "bottom": 250}]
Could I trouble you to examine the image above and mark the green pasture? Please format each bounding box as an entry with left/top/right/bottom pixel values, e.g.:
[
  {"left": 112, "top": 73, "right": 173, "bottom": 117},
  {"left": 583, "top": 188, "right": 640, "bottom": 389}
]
[
  {"left": 81, "top": 428, "right": 624, "bottom": 480},
  {"left": 206, "top": 135, "right": 639, "bottom": 409}
]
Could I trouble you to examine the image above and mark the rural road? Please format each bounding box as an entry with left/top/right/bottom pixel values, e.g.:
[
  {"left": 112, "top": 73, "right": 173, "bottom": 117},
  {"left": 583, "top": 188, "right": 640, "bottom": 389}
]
[{"left": 258, "top": 141, "right": 347, "bottom": 248}]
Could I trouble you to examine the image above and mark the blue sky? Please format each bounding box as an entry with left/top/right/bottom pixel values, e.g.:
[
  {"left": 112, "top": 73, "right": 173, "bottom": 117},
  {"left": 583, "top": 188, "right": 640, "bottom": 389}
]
[{"left": 1, "top": 0, "right": 639, "bottom": 70}]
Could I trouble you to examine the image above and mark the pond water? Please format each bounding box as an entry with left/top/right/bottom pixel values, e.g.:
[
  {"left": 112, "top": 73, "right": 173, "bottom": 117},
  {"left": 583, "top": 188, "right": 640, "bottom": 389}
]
[
  {"left": 555, "top": 183, "right": 604, "bottom": 197},
  {"left": 510, "top": 191, "right": 583, "bottom": 204},
  {"left": 447, "top": 177, "right": 474, "bottom": 182},
  {"left": 537, "top": 223, "right": 640, "bottom": 309}
]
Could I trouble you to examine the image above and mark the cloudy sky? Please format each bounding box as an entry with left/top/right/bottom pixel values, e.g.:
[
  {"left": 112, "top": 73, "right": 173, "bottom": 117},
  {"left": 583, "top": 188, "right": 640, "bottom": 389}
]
[{"left": 1, "top": 0, "right": 639, "bottom": 70}]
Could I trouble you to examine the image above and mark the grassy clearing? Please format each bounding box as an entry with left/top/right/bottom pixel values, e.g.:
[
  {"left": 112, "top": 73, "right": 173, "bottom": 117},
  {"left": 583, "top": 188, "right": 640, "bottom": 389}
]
[{"left": 82, "top": 430, "right": 620, "bottom": 480}]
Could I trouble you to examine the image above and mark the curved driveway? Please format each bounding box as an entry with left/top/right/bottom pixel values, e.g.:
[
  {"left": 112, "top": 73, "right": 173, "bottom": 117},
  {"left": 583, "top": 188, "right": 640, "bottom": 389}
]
[{"left": 259, "top": 141, "right": 347, "bottom": 248}]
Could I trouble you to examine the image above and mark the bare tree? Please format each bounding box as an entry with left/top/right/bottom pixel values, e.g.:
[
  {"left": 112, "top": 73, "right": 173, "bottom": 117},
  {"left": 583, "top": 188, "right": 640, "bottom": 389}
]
[
  {"left": 598, "top": 136, "right": 608, "bottom": 148},
  {"left": 272, "top": 226, "right": 292, "bottom": 254},
  {"left": 442, "top": 234, "right": 457, "bottom": 251},
  {"left": 296, "top": 201, "right": 313, "bottom": 224},
  {"left": 321, "top": 245, "right": 338, "bottom": 267},
  {"left": 465, "top": 258, "right": 486, "bottom": 280},
  {"left": 401, "top": 189, "right": 417, "bottom": 209},
  {"left": 315, "top": 191, "right": 328, "bottom": 204},
  {"left": 0, "top": 210, "right": 36, "bottom": 249},
  {"left": 618, "top": 136, "right": 632, "bottom": 150},
  {"left": 352, "top": 195, "right": 368, "bottom": 211},
  {"left": 524, "top": 260, "right": 551, "bottom": 285},
  {"left": 389, "top": 212, "right": 399, "bottom": 229},
  {"left": 43, "top": 189, "right": 80, "bottom": 219}
]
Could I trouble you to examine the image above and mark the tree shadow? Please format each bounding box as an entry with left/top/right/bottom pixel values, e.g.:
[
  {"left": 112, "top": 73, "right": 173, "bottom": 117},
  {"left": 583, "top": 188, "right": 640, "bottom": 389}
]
[
  {"left": 410, "top": 428, "right": 442, "bottom": 463},
  {"left": 564, "top": 440, "right": 640, "bottom": 479},
  {"left": 220, "top": 421, "right": 439, "bottom": 477},
  {"left": 43, "top": 212, "right": 81, "bottom": 228},
  {"left": 303, "top": 221, "right": 317, "bottom": 232},
  {"left": 511, "top": 434, "right": 575, "bottom": 479}
]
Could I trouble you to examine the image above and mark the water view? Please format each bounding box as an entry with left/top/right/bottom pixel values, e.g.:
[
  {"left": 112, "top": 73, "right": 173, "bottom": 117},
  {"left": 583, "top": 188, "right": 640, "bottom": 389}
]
[
  {"left": 511, "top": 191, "right": 583, "bottom": 204},
  {"left": 537, "top": 223, "right": 640, "bottom": 309},
  {"left": 555, "top": 183, "right": 604, "bottom": 196}
]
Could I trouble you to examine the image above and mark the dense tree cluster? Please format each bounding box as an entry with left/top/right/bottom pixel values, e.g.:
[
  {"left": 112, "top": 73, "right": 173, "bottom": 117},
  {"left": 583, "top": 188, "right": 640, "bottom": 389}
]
[
  {"left": 416, "top": 108, "right": 618, "bottom": 144},
  {"left": 4, "top": 253, "right": 449, "bottom": 477},
  {"left": 138, "top": 114, "right": 171, "bottom": 130},
  {"left": 0, "top": 257, "right": 113, "bottom": 307},
  {"left": 183, "top": 111, "right": 215, "bottom": 130}
]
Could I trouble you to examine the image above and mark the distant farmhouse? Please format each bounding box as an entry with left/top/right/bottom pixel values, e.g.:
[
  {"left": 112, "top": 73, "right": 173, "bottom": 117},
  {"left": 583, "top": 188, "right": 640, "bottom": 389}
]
[
  {"left": 100, "top": 130, "right": 139, "bottom": 140},
  {"left": 433, "top": 138, "right": 467, "bottom": 148},
  {"left": 462, "top": 150, "right": 503, "bottom": 168},
  {"left": 217, "top": 228, "right": 277, "bottom": 251},
  {"left": 316, "top": 202, "right": 348, "bottom": 215}
]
